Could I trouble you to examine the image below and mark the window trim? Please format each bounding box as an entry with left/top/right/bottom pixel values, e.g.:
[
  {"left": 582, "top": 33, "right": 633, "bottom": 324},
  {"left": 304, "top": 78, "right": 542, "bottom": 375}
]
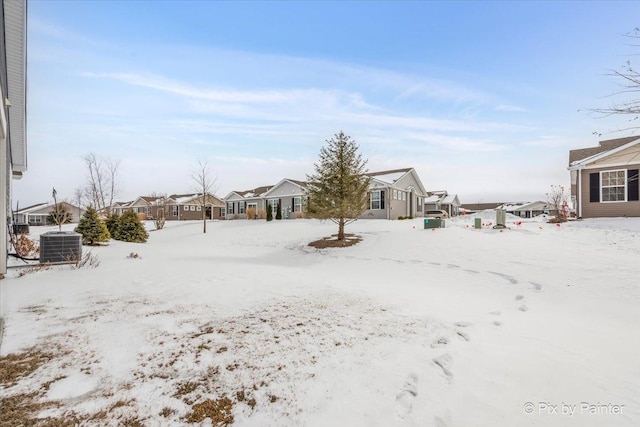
[{"left": 600, "top": 169, "right": 627, "bottom": 203}]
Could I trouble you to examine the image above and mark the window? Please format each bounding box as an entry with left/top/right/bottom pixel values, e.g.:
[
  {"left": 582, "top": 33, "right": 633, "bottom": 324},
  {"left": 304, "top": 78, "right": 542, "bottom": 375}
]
[
  {"left": 417, "top": 197, "right": 423, "bottom": 212},
  {"left": 393, "top": 189, "right": 398, "bottom": 200},
  {"left": 239, "top": 201, "right": 246, "bottom": 214},
  {"left": 370, "top": 190, "right": 385, "bottom": 210},
  {"left": 294, "top": 197, "right": 302, "bottom": 212},
  {"left": 184, "top": 205, "right": 188, "bottom": 211},
  {"left": 172, "top": 206, "right": 178, "bottom": 216},
  {"left": 196, "top": 206, "right": 202, "bottom": 211},
  {"left": 601, "top": 170, "right": 626, "bottom": 202},
  {"left": 190, "top": 205, "right": 196, "bottom": 211},
  {"left": 227, "top": 202, "right": 234, "bottom": 214},
  {"left": 401, "top": 192, "right": 406, "bottom": 201},
  {"left": 221, "top": 207, "right": 226, "bottom": 217}
]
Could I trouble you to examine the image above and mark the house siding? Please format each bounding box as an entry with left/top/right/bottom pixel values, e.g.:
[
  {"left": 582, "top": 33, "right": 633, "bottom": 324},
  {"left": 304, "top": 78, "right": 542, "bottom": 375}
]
[{"left": 579, "top": 167, "right": 640, "bottom": 218}]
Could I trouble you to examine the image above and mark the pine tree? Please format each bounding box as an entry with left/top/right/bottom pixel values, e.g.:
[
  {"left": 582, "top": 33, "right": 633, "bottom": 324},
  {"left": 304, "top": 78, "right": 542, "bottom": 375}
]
[
  {"left": 75, "top": 207, "right": 110, "bottom": 245},
  {"left": 266, "top": 203, "right": 273, "bottom": 221},
  {"left": 306, "top": 131, "right": 371, "bottom": 240},
  {"left": 275, "top": 200, "right": 282, "bottom": 220},
  {"left": 104, "top": 213, "right": 120, "bottom": 237},
  {"left": 115, "top": 210, "right": 149, "bottom": 243}
]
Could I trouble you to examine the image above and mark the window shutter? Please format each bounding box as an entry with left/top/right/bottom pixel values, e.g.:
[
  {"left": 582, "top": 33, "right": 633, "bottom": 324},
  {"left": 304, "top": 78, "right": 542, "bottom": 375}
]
[
  {"left": 381, "top": 191, "right": 385, "bottom": 209},
  {"left": 589, "top": 173, "right": 599, "bottom": 203},
  {"left": 292, "top": 198, "right": 295, "bottom": 210},
  {"left": 629, "top": 169, "right": 639, "bottom": 201}
]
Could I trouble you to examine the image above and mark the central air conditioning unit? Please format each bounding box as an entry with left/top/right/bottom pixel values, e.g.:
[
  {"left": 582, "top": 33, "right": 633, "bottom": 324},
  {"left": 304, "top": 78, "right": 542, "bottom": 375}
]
[{"left": 40, "top": 231, "right": 83, "bottom": 263}]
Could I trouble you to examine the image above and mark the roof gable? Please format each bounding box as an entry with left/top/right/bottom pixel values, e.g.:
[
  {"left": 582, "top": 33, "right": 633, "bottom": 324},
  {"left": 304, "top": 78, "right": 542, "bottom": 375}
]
[{"left": 569, "top": 136, "right": 640, "bottom": 166}]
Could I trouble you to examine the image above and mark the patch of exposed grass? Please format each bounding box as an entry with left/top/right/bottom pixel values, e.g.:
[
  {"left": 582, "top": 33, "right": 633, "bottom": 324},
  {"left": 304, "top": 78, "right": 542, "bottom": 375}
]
[
  {"left": 186, "top": 397, "right": 234, "bottom": 425},
  {"left": 0, "top": 348, "right": 55, "bottom": 387}
]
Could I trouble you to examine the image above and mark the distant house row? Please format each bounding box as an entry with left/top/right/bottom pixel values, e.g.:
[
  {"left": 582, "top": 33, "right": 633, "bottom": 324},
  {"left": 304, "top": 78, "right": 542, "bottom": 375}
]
[
  {"left": 111, "top": 193, "right": 225, "bottom": 221},
  {"left": 223, "top": 167, "right": 458, "bottom": 221},
  {"left": 17, "top": 167, "right": 469, "bottom": 226}
]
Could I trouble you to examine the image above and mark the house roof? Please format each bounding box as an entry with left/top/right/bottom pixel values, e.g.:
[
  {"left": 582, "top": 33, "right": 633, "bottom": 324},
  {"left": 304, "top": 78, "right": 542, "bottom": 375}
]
[
  {"left": 367, "top": 168, "right": 412, "bottom": 185},
  {"left": 230, "top": 185, "right": 274, "bottom": 199},
  {"left": 15, "top": 202, "right": 83, "bottom": 215},
  {"left": 441, "top": 194, "right": 460, "bottom": 205},
  {"left": 14, "top": 202, "right": 48, "bottom": 214},
  {"left": 569, "top": 136, "right": 640, "bottom": 165},
  {"left": 497, "top": 201, "right": 548, "bottom": 212}
]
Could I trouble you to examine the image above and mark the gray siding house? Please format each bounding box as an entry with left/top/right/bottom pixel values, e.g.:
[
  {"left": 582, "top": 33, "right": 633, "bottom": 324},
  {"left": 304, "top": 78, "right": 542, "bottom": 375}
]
[
  {"left": 568, "top": 136, "right": 640, "bottom": 218},
  {"left": 361, "top": 168, "right": 428, "bottom": 220}
]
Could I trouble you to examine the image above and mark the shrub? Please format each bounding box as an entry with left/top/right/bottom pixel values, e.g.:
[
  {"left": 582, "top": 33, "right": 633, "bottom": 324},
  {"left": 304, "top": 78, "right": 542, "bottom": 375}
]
[
  {"left": 246, "top": 207, "right": 256, "bottom": 220},
  {"left": 105, "top": 213, "right": 120, "bottom": 236},
  {"left": 398, "top": 216, "right": 404, "bottom": 220},
  {"left": 115, "top": 210, "right": 149, "bottom": 243},
  {"left": 275, "top": 200, "right": 282, "bottom": 220},
  {"left": 12, "top": 233, "right": 39, "bottom": 257},
  {"left": 266, "top": 203, "right": 273, "bottom": 221},
  {"left": 257, "top": 209, "right": 267, "bottom": 220},
  {"left": 75, "top": 207, "right": 110, "bottom": 245}
]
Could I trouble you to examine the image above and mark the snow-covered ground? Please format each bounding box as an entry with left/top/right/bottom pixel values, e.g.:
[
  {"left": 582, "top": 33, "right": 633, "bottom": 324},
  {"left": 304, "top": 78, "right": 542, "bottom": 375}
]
[{"left": 1, "top": 215, "right": 638, "bottom": 426}]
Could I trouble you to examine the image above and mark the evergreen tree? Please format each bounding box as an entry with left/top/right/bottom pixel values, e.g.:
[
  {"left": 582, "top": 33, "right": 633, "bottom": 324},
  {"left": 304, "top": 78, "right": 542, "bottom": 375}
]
[
  {"left": 75, "top": 207, "right": 110, "bottom": 245},
  {"left": 306, "top": 131, "right": 371, "bottom": 240},
  {"left": 104, "top": 213, "right": 120, "bottom": 237},
  {"left": 115, "top": 210, "right": 149, "bottom": 243},
  {"left": 275, "top": 200, "right": 282, "bottom": 220},
  {"left": 266, "top": 203, "right": 273, "bottom": 221}
]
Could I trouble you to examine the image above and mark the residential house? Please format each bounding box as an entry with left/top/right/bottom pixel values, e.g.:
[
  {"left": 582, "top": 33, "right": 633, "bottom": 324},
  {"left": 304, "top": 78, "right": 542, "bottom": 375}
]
[
  {"left": 423, "top": 190, "right": 461, "bottom": 217},
  {"left": 496, "top": 201, "right": 549, "bottom": 218},
  {"left": 1, "top": 0, "right": 26, "bottom": 277},
  {"left": 362, "top": 168, "right": 428, "bottom": 220},
  {"left": 459, "top": 202, "right": 504, "bottom": 214},
  {"left": 171, "top": 193, "right": 225, "bottom": 221},
  {"left": 568, "top": 136, "right": 640, "bottom": 218},
  {"left": 112, "top": 193, "right": 225, "bottom": 221},
  {"left": 14, "top": 202, "right": 86, "bottom": 225},
  {"left": 262, "top": 179, "right": 307, "bottom": 219},
  {"left": 224, "top": 185, "right": 274, "bottom": 219}
]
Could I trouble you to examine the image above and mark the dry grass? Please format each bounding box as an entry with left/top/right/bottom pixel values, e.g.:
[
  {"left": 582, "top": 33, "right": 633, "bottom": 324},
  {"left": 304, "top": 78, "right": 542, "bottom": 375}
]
[
  {"left": 0, "top": 348, "right": 55, "bottom": 387},
  {"left": 186, "top": 397, "right": 234, "bottom": 425}
]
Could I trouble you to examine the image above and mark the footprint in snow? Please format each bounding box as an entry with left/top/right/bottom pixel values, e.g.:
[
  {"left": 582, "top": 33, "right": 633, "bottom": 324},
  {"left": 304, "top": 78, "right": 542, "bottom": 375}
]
[
  {"left": 492, "top": 320, "right": 502, "bottom": 326},
  {"left": 515, "top": 295, "right": 524, "bottom": 301},
  {"left": 529, "top": 281, "right": 543, "bottom": 291},
  {"left": 456, "top": 331, "right": 470, "bottom": 341},
  {"left": 395, "top": 373, "right": 419, "bottom": 419},
  {"left": 489, "top": 311, "right": 501, "bottom": 316},
  {"left": 433, "top": 353, "right": 454, "bottom": 380},
  {"left": 518, "top": 305, "right": 529, "bottom": 312}
]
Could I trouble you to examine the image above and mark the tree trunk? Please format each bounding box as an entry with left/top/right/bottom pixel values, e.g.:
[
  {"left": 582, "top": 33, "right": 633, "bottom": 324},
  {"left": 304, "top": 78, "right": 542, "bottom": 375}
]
[
  {"left": 203, "top": 209, "right": 207, "bottom": 234},
  {"left": 338, "top": 218, "right": 345, "bottom": 240}
]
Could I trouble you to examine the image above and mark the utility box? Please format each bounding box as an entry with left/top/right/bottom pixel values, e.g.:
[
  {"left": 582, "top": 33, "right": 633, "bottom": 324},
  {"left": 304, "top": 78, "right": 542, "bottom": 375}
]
[
  {"left": 424, "top": 218, "right": 445, "bottom": 229},
  {"left": 474, "top": 218, "right": 482, "bottom": 229},
  {"left": 40, "top": 231, "right": 82, "bottom": 263},
  {"left": 494, "top": 209, "right": 507, "bottom": 229}
]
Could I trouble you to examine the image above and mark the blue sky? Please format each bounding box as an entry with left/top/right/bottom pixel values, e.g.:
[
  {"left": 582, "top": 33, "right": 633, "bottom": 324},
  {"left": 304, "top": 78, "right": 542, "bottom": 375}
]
[{"left": 15, "top": 0, "right": 640, "bottom": 207}]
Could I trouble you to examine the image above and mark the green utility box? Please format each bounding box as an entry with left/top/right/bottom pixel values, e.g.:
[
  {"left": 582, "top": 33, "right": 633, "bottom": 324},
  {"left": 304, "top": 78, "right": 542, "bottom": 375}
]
[
  {"left": 474, "top": 218, "right": 482, "bottom": 229},
  {"left": 424, "top": 218, "right": 445, "bottom": 229}
]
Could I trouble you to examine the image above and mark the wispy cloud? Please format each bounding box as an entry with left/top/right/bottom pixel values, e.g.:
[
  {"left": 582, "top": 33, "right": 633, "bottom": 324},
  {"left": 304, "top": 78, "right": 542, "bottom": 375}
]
[{"left": 495, "top": 104, "right": 529, "bottom": 113}]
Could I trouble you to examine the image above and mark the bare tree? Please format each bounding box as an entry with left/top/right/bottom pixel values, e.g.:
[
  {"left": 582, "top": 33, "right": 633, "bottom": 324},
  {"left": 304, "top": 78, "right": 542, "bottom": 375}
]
[
  {"left": 546, "top": 185, "right": 569, "bottom": 223},
  {"left": 590, "top": 28, "right": 640, "bottom": 135},
  {"left": 149, "top": 192, "right": 169, "bottom": 230},
  {"left": 191, "top": 160, "right": 218, "bottom": 234},
  {"left": 83, "top": 153, "right": 121, "bottom": 214},
  {"left": 50, "top": 188, "right": 73, "bottom": 231}
]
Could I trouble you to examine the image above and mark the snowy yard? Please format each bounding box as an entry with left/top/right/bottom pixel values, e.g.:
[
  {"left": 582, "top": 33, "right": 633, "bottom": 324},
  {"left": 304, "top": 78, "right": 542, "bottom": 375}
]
[{"left": 0, "top": 215, "right": 638, "bottom": 426}]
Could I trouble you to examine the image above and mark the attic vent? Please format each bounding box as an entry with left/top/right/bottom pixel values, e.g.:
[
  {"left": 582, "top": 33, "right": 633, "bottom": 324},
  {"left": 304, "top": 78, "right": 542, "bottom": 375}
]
[{"left": 40, "top": 232, "right": 82, "bottom": 263}]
